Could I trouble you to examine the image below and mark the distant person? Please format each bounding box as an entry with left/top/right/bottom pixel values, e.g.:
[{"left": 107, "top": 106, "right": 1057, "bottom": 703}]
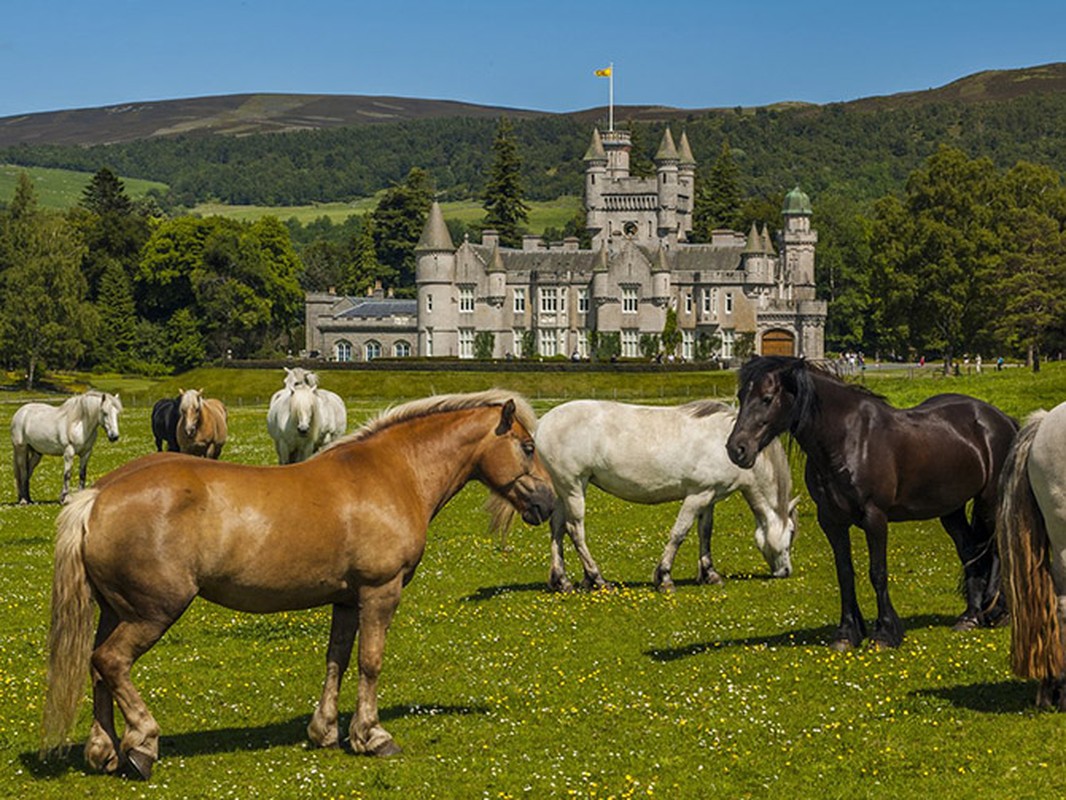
[{"left": 975, "top": 354, "right": 982, "bottom": 374}]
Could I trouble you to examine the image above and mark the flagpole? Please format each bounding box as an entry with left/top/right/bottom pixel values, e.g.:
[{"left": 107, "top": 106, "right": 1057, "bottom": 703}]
[{"left": 609, "top": 62, "right": 614, "bottom": 131}]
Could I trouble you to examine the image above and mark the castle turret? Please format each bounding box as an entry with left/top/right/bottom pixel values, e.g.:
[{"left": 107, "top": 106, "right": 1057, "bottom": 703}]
[
  {"left": 676, "top": 131, "right": 696, "bottom": 241},
  {"left": 486, "top": 245, "right": 506, "bottom": 305},
  {"left": 742, "top": 223, "right": 772, "bottom": 284},
  {"left": 415, "top": 201, "right": 456, "bottom": 356},
  {"left": 584, "top": 129, "right": 608, "bottom": 247},
  {"left": 655, "top": 128, "right": 680, "bottom": 244},
  {"left": 652, "top": 245, "right": 672, "bottom": 303},
  {"left": 781, "top": 187, "right": 817, "bottom": 300}
]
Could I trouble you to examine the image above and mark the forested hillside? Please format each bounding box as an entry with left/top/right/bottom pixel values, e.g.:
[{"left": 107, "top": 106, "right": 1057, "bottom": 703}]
[{"left": 3, "top": 66, "right": 1066, "bottom": 209}]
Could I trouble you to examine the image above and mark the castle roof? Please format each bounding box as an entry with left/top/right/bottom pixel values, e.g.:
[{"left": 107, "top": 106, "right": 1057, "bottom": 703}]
[
  {"left": 583, "top": 128, "right": 607, "bottom": 161},
  {"left": 655, "top": 127, "right": 678, "bottom": 162},
  {"left": 782, "top": 186, "right": 813, "bottom": 215},
  {"left": 677, "top": 131, "right": 696, "bottom": 166},
  {"left": 415, "top": 201, "right": 455, "bottom": 252},
  {"left": 336, "top": 298, "right": 417, "bottom": 320},
  {"left": 743, "top": 223, "right": 762, "bottom": 254},
  {"left": 761, "top": 225, "right": 775, "bottom": 254}
]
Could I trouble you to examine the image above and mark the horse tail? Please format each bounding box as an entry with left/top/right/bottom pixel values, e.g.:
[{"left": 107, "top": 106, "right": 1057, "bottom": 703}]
[
  {"left": 996, "top": 410, "right": 1063, "bottom": 681},
  {"left": 40, "top": 488, "right": 99, "bottom": 757}
]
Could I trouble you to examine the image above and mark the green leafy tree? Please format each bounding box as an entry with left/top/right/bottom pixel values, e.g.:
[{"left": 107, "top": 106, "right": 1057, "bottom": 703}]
[
  {"left": 0, "top": 182, "right": 95, "bottom": 388},
  {"left": 626, "top": 122, "right": 656, "bottom": 179},
  {"left": 815, "top": 195, "right": 874, "bottom": 352},
  {"left": 372, "top": 167, "right": 434, "bottom": 292},
  {"left": 639, "top": 333, "right": 661, "bottom": 360},
  {"left": 589, "top": 330, "right": 620, "bottom": 362},
  {"left": 693, "top": 141, "right": 742, "bottom": 240},
  {"left": 661, "top": 307, "right": 681, "bottom": 357},
  {"left": 165, "top": 307, "right": 207, "bottom": 371},
  {"left": 343, "top": 216, "right": 392, "bottom": 296},
  {"left": 474, "top": 331, "right": 495, "bottom": 360},
  {"left": 482, "top": 117, "right": 529, "bottom": 248},
  {"left": 520, "top": 329, "right": 536, "bottom": 359}
]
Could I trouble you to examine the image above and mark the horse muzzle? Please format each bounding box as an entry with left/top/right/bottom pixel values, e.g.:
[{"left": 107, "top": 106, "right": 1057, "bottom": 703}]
[
  {"left": 107, "top": 433, "right": 120, "bottom": 443},
  {"left": 520, "top": 484, "right": 555, "bottom": 526},
  {"left": 726, "top": 436, "right": 758, "bottom": 469}
]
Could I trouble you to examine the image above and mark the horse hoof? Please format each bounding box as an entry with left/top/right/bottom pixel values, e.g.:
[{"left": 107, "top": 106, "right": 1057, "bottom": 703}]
[
  {"left": 951, "top": 616, "right": 979, "bottom": 632},
  {"left": 656, "top": 579, "right": 675, "bottom": 594},
  {"left": 549, "top": 579, "right": 574, "bottom": 593},
  {"left": 370, "top": 740, "right": 403, "bottom": 757},
  {"left": 698, "top": 571, "right": 724, "bottom": 586},
  {"left": 122, "top": 749, "right": 154, "bottom": 781}
]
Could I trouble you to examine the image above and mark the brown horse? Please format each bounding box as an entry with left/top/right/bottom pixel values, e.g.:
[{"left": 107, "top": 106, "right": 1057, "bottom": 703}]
[
  {"left": 175, "top": 388, "right": 227, "bottom": 458},
  {"left": 725, "top": 356, "right": 1017, "bottom": 650},
  {"left": 40, "top": 390, "right": 555, "bottom": 780}
]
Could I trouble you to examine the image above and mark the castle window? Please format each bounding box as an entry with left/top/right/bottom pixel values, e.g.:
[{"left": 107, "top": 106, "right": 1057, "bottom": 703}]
[
  {"left": 725, "top": 292, "right": 734, "bottom": 314},
  {"left": 539, "top": 328, "right": 559, "bottom": 357},
  {"left": 425, "top": 293, "right": 433, "bottom": 313},
  {"left": 721, "top": 329, "right": 735, "bottom": 359},
  {"left": 621, "top": 329, "right": 640, "bottom": 357},
  {"left": 365, "top": 340, "right": 382, "bottom": 361},
  {"left": 702, "top": 288, "right": 715, "bottom": 316},
  {"left": 576, "top": 329, "right": 589, "bottom": 358},
  {"left": 577, "top": 288, "right": 589, "bottom": 314},
  {"left": 513, "top": 287, "right": 526, "bottom": 313},
  {"left": 540, "top": 286, "right": 559, "bottom": 313},
  {"left": 334, "top": 340, "right": 352, "bottom": 362},
  {"left": 622, "top": 286, "right": 639, "bottom": 314},
  {"left": 394, "top": 341, "right": 411, "bottom": 358},
  {"left": 682, "top": 330, "right": 694, "bottom": 361},
  {"left": 459, "top": 328, "right": 475, "bottom": 359},
  {"left": 459, "top": 285, "right": 475, "bottom": 313},
  {"left": 684, "top": 293, "right": 693, "bottom": 314},
  {"left": 425, "top": 330, "right": 433, "bottom": 357}
]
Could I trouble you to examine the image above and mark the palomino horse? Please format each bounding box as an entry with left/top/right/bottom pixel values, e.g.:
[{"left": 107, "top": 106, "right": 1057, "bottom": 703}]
[
  {"left": 997, "top": 401, "right": 1066, "bottom": 709},
  {"left": 11, "top": 391, "right": 123, "bottom": 504},
  {"left": 267, "top": 370, "right": 347, "bottom": 464},
  {"left": 40, "top": 390, "right": 554, "bottom": 780},
  {"left": 150, "top": 396, "right": 180, "bottom": 452},
  {"left": 725, "top": 356, "right": 1017, "bottom": 650},
  {"left": 535, "top": 399, "right": 798, "bottom": 592},
  {"left": 176, "top": 388, "right": 227, "bottom": 459}
]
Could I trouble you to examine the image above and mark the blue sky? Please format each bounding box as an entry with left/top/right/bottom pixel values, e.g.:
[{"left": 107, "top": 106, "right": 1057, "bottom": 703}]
[{"left": 2, "top": 0, "right": 1064, "bottom": 119}]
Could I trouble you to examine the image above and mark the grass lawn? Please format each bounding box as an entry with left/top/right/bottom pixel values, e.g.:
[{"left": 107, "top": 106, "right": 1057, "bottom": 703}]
[
  {"left": 0, "top": 164, "right": 167, "bottom": 208},
  {"left": 2, "top": 364, "right": 1065, "bottom": 798}
]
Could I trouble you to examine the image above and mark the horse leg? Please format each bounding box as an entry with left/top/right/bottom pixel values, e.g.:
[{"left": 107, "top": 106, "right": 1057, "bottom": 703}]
[
  {"left": 938, "top": 507, "right": 985, "bottom": 631},
  {"left": 556, "top": 482, "right": 609, "bottom": 591},
  {"left": 970, "top": 497, "right": 1008, "bottom": 626},
  {"left": 86, "top": 604, "right": 121, "bottom": 774},
  {"left": 654, "top": 494, "right": 709, "bottom": 592},
  {"left": 13, "top": 444, "right": 29, "bottom": 504},
  {"left": 349, "top": 577, "right": 404, "bottom": 756},
  {"left": 821, "top": 513, "right": 866, "bottom": 650},
  {"left": 548, "top": 503, "right": 574, "bottom": 592},
  {"left": 92, "top": 617, "right": 175, "bottom": 780},
  {"left": 308, "top": 603, "right": 359, "bottom": 748},
  {"left": 78, "top": 449, "right": 91, "bottom": 491},
  {"left": 863, "top": 509, "right": 903, "bottom": 648},
  {"left": 21, "top": 448, "right": 43, "bottom": 504},
  {"left": 696, "top": 505, "right": 724, "bottom": 586},
  {"left": 60, "top": 445, "right": 76, "bottom": 503}
]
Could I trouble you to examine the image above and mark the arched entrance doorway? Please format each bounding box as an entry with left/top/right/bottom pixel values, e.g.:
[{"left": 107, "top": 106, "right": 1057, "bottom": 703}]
[{"left": 761, "top": 329, "right": 795, "bottom": 357}]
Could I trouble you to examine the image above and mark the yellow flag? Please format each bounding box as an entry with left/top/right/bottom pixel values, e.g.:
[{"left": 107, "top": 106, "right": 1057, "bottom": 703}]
[{"left": 594, "top": 67, "right": 611, "bottom": 77}]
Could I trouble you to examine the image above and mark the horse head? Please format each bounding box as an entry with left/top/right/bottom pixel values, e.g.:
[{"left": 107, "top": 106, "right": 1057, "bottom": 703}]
[
  {"left": 178, "top": 388, "right": 204, "bottom": 438},
  {"left": 99, "top": 392, "right": 123, "bottom": 443},
  {"left": 289, "top": 384, "right": 317, "bottom": 437},
  {"left": 727, "top": 356, "right": 812, "bottom": 468},
  {"left": 480, "top": 399, "right": 555, "bottom": 530}
]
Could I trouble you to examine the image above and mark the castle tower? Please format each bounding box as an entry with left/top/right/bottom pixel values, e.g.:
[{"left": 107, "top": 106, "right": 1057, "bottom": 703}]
[
  {"left": 414, "top": 201, "right": 456, "bottom": 356},
  {"left": 584, "top": 129, "right": 608, "bottom": 247},
  {"left": 655, "top": 128, "right": 680, "bottom": 245},
  {"left": 780, "top": 187, "right": 817, "bottom": 301},
  {"left": 676, "top": 131, "right": 696, "bottom": 242},
  {"left": 742, "top": 222, "right": 772, "bottom": 284}
]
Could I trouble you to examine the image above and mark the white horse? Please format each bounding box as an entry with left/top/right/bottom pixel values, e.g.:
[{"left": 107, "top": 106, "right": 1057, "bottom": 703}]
[
  {"left": 267, "top": 374, "right": 347, "bottom": 464},
  {"left": 997, "top": 401, "right": 1066, "bottom": 709},
  {"left": 535, "top": 399, "right": 798, "bottom": 592},
  {"left": 11, "top": 390, "right": 123, "bottom": 504}
]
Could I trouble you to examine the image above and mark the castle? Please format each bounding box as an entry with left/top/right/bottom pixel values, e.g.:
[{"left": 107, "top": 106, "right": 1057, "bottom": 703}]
[{"left": 305, "top": 127, "right": 826, "bottom": 362}]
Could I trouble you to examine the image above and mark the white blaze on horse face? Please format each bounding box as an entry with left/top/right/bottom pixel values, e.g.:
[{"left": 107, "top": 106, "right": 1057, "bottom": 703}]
[{"left": 101, "top": 394, "right": 122, "bottom": 442}]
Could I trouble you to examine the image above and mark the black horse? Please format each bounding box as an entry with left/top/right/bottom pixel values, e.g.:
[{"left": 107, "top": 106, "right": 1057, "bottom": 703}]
[
  {"left": 725, "top": 356, "right": 1017, "bottom": 650},
  {"left": 151, "top": 396, "right": 181, "bottom": 452}
]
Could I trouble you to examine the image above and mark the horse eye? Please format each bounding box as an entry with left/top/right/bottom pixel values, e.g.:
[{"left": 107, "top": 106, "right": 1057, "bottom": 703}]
[
  {"left": 521, "top": 441, "right": 535, "bottom": 456},
  {"left": 762, "top": 395, "right": 773, "bottom": 405}
]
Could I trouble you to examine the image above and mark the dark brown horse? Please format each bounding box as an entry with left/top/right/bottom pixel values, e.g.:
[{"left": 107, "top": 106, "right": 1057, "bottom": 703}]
[
  {"left": 40, "top": 390, "right": 555, "bottom": 780},
  {"left": 725, "top": 356, "right": 1016, "bottom": 650}
]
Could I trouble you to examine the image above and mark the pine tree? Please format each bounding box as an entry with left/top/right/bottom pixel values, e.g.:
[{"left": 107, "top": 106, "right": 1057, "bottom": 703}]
[
  {"left": 95, "top": 259, "right": 138, "bottom": 370},
  {"left": 372, "top": 168, "right": 434, "bottom": 291},
  {"left": 693, "top": 141, "right": 742, "bottom": 240},
  {"left": 81, "top": 167, "right": 133, "bottom": 216},
  {"left": 482, "top": 117, "right": 529, "bottom": 248}
]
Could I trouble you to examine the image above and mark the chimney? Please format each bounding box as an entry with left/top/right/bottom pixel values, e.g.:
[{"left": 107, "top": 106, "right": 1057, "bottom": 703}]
[{"left": 481, "top": 229, "right": 499, "bottom": 249}]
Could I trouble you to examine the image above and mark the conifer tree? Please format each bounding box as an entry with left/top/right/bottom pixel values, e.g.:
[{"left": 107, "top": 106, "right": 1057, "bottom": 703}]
[
  {"left": 693, "top": 141, "right": 742, "bottom": 240},
  {"left": 81, "top": 167, "right": 133, "bottom": 216},
  {"left": 482, "top": 117, "right": 529, "bottom": 248}
]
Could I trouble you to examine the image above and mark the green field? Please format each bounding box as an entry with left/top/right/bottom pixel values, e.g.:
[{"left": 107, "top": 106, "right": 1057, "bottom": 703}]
[
  {"left": 0, "top": 164, "right": 168, "bottom": 209},
  {"left": 2, "top": 365, "right": 1066, "bottom": 798}
]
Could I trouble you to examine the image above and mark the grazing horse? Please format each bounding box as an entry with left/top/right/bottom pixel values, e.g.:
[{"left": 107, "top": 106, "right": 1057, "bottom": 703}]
[
  {"left": 725, "top": 356, "right": 1017, "bottom": 650},
  {"left": 175, "top": 388, "right": 227, "bottom": 459},
  {"left": 997, "top": 402, "right": 1066, "bottom": 709},
  {"left": 150, "top": 396, "right": 181, "bottom": 452},
  {"left": 267, "top": 378, "right": 347, "bottom": 464},
  {"left": 11, "top": 391, "right": 123, "bottom": 504},
  {"left": 535, "top": 399, "right": 798, "bottom": 592},
  {"left": 39, "top": 390, "right": 554, "bottom": 780}
]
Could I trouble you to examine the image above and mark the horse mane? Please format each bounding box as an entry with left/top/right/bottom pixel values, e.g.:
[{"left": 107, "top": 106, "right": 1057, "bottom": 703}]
[
  {"left": 678, "top": 399, "right": 734, "bottom": 418},
  {"left": 738, "top": 356, "right": 884, "bottom": 433},
  {"left": 321, "top": 389, "right": 538, "bottom": 452}
]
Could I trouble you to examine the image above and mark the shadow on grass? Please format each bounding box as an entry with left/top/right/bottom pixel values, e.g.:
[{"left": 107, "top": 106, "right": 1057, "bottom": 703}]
[
  {"left": 645, "top": 612, "right": 962, "bottom": 662},
  {"left": 19, "top": 703, "right": 488, "bottom": 778},
  {"left": 461, "top": 572, "right": 776, "bottom": 602},
  {"left": 916, "top": 680, "right": 1034, "bottom": 714}
]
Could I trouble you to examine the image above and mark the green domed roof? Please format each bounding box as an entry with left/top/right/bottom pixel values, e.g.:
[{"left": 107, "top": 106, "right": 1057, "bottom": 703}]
[{"left": 782, "top": 186, "right": 812, "bottom": 215}]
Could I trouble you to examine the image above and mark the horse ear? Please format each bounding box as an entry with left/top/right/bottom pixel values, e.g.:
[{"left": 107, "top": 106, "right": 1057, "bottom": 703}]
[
  {"left": 789, "top": 496, "right": 800, "bottom": 514},
  {"left": 496, "top": 399, "right": 516, "bottom": 435}
]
